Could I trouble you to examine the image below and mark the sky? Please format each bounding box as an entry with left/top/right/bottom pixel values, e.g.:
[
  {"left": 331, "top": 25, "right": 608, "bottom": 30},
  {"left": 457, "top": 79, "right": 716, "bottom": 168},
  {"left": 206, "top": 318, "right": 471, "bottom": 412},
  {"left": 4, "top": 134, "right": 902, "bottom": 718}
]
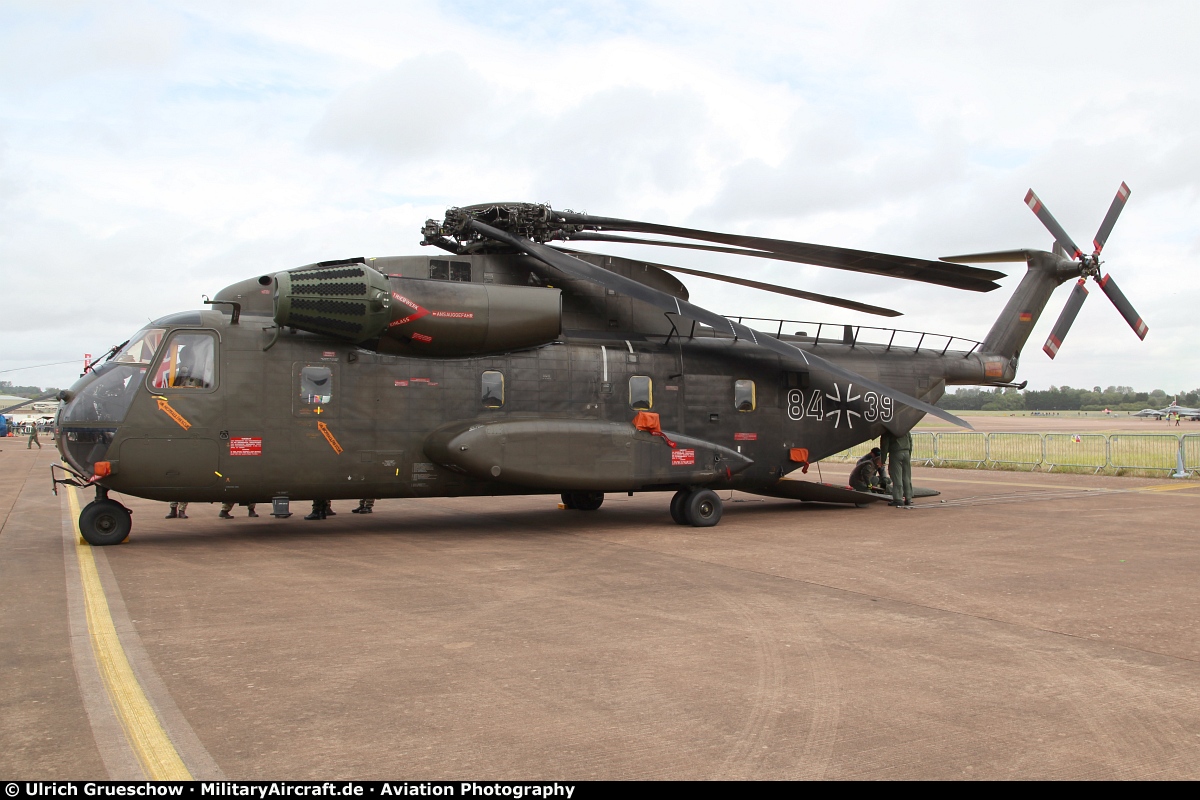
[{"left": 1, "top": 1, "right": 1197, "bottom": 393}]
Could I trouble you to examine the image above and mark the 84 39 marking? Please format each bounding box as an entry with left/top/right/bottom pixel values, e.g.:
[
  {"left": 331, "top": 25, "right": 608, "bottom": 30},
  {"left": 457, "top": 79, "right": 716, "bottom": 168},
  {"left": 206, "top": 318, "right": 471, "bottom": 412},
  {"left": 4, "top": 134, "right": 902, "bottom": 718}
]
[{"left": 787, "top": 386, "right": 893, "bottom": 425}]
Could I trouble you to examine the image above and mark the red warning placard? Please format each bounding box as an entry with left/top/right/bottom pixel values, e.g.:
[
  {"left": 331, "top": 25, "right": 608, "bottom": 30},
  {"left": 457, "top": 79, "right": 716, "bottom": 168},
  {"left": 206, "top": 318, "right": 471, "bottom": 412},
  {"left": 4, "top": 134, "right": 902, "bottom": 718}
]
[
  {"left": 671, "top": 448, "right": 695, "bottom": 466},
  {"left": 734, "top": 432, "right": 758, "bottom": 441},
  {"left": 229, "top": 437, "right": 262, "bottom": 456}
]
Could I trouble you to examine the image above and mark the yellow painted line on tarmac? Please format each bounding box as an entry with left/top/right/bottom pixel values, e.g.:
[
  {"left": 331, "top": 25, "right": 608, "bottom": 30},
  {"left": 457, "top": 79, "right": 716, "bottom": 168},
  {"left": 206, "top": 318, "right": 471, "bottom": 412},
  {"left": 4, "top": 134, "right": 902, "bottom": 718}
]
[
  {"left": 67, "top": 488, "right": 193, "bottom": 780},
  {"left": 1137, "top": 482, "right": 1200, "bottom": 494}
]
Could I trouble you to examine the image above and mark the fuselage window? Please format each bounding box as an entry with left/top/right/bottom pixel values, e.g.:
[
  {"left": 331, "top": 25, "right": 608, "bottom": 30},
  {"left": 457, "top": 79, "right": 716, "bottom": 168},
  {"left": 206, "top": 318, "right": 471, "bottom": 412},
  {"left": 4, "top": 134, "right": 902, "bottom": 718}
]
[
  {"left": 151, "top": 332, "right": 216, "bottom": 390},
  {"left": 300, "top": 366, "right": 333, "bottom": 405},
  {"left": 629, "top": 375, "right": 653, "bottom": 410},
  {"left": 734, "top": 379, "right": 756, "bottom": 412},
  {"left": 430, "top": 259, "right": 471, "bottom": 282},
  {"left": 481, "top": 370, "right": 505, "bottom": 408}
]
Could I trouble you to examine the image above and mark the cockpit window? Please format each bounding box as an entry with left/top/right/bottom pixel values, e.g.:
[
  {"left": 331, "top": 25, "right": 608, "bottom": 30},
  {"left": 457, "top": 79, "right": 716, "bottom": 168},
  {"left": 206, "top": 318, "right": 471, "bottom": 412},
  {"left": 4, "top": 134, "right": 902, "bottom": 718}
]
[
  {"left": 114, "top": 328, "right": 165, "bottom": 365},
  {"left": 151, "top": 332, "right": 216, "bottom": 390},
  {"left": 60, "top": 365, "right": 146, "bottom": 424}
]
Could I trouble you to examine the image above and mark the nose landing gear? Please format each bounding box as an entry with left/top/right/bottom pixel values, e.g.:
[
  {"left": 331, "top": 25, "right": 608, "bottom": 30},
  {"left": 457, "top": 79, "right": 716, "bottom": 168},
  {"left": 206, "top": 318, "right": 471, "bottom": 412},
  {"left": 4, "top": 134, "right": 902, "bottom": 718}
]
[
  {"left": 79, "top": 487, "right": 132, "bottom": 546},
  {"left": 670, "top": 488, "right": 723, "bottom": 527}
]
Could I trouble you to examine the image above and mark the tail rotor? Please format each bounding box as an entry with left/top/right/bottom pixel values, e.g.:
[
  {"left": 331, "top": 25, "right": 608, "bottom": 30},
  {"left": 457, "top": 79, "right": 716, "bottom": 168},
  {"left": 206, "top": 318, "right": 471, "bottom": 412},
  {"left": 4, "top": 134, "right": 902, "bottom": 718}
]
[{"left": 1024, "top": 182, "right": 1146, "bottom": 358}]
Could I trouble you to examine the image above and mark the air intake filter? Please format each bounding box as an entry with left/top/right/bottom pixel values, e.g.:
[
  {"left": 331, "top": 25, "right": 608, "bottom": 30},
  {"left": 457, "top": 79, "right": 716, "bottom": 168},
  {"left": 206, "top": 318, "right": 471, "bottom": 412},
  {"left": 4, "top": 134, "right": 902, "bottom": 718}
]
[{"left": 272, "top": 261, "right": 392, "bottom": 343}]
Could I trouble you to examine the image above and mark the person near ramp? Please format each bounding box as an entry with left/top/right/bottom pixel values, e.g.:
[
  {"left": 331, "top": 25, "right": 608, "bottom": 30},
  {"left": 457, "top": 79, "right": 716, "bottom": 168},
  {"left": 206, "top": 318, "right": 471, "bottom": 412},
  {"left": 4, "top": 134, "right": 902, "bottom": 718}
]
[
  {"left": 880, "top": 429, "right": 914, "bottom": 507},
  {"left": 849, "top": 448, "right": 886, "bottom": 493}
]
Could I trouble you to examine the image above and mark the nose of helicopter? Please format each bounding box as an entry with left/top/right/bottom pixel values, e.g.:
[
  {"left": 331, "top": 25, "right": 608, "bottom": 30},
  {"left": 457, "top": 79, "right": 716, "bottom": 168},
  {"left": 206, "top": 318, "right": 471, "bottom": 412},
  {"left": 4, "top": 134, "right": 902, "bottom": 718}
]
[{"left": 56, "top": 363, "right": 139, "bottom": 477}]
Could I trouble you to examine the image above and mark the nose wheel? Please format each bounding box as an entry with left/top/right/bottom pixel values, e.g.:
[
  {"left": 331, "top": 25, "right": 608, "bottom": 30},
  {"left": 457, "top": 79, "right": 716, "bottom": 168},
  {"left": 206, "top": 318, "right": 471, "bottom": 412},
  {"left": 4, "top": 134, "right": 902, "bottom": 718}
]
[
  {"left": 79, "top": 499, "right": 132, "bottom": 546},
  {"left": 670, "top": 488, "right": 723, "bottom": 527}
]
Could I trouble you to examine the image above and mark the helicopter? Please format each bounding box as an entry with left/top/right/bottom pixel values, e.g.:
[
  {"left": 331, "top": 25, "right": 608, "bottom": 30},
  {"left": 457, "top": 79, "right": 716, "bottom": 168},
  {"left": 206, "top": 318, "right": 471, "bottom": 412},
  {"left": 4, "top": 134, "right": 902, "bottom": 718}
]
[{"left": 53, "top": 185, "right": 1147, "bottom": 545}]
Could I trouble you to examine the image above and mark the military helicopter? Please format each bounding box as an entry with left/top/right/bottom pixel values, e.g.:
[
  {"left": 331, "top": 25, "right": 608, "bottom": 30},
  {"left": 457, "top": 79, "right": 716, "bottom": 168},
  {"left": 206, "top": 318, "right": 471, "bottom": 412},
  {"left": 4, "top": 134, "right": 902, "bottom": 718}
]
[{"left": 54, "top": 185, "right": 1146, "bottom": 545}]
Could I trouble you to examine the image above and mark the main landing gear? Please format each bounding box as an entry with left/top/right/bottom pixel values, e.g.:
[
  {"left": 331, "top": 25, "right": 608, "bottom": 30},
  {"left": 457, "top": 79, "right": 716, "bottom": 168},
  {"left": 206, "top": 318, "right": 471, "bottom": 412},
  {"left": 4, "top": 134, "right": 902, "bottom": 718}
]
[
  {"left": 670, "top": 488, "right": 723, "bottom": 527},
  {"left": 79, "top": 487, "right": 132, "bottom": 546},
  {"left": 560, "top": 491, "right": 605, "bottom": 511}
]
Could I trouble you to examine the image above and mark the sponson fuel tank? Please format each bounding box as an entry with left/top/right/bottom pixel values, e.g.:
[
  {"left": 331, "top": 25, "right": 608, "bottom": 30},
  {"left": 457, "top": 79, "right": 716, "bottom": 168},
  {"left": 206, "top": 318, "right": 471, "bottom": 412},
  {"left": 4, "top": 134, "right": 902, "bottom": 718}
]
[
  {"left": 272, "top": 261, "right": 561, "bottom": 357},
  {"left": 424, "top": 418, "right": 754, "bottom": 492}
]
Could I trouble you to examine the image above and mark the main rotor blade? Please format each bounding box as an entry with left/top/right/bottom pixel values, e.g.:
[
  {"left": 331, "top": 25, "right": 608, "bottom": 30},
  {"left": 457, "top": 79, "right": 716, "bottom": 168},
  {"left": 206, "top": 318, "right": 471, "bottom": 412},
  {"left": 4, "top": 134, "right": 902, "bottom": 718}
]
[
  {"left": 468, "top": 219, "right": 972, "bottom": 429},
  {"left": 940, "top": 249, "right": 1040, "bottom": 264},
  {"left": 557, "top": 239, "right": 901, "bottom": 317},
  {"left": 1098, "top": 273, "right": 1148, "bottom": 340},
  {"left": 551, "top": 211, "right": 1005, "bottom": 292},
  {"left": 1092, "top": 182, "right": 1131, "bottom": 254},
  {"left": 646, "top": 263, "right": 902, "bottom": 318},
  {"left": 1042, "top": 279, "right": 1089, "bottom": 360},
  {"left": 1024, "top": 190, "right": 1083, "bottom": 259},
  {"left": 0, "top": 391, "right": 59, "bottom": 416}
]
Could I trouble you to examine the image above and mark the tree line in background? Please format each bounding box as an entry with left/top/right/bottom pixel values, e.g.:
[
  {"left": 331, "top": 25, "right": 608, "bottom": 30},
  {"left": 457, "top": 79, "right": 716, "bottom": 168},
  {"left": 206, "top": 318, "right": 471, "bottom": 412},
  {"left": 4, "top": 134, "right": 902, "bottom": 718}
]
[
  {"left": 938, "top": 386, "right": 1200, "bottom": 412},
  {"left": 1, "top": 381, "right": 62, "bottom": 399}
]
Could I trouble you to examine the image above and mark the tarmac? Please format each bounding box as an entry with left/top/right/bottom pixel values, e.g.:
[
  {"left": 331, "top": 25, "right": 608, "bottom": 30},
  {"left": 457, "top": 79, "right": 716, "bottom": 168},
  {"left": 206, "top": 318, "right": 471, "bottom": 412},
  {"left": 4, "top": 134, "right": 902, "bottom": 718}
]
[{"left": 2, "top": 438, "right": 1200, "bottom": 780}]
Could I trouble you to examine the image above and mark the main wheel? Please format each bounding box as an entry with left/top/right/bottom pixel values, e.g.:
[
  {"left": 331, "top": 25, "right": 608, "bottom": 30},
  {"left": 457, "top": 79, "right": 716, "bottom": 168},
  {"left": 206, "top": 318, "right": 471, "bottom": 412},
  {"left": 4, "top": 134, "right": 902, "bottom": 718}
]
[
  {"left": 79, "top": 499, "right": 132, "bottom": 546},
  {"left": 559, "top": 492, "right": 577, "bottom": 510},
  {"left": 669, "top": 489, "right": 690, "bottom": 525},
  {"left": 572, "top": 492, "right": 604, "bottom": 511},
  {"left": 683, "top": 489, "right": 722, "bottom": 527}
]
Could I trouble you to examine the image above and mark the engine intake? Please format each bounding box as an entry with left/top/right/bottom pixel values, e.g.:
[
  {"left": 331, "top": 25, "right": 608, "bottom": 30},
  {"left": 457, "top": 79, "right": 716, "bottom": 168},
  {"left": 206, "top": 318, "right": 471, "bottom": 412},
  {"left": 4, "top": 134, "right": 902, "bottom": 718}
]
[{"left": 273, "top": 262, "right": 561, "bottom": 356}]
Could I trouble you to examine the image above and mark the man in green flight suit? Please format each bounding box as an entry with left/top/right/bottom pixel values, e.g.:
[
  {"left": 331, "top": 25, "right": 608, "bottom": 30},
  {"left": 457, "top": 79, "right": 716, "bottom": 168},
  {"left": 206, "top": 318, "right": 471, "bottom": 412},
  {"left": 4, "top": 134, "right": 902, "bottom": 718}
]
[
  {"left": 849, "top": 448, "right": 886, "bottom": 493},
  {"left": 879, "top": 429, "right": 913, "bottom": 507}
]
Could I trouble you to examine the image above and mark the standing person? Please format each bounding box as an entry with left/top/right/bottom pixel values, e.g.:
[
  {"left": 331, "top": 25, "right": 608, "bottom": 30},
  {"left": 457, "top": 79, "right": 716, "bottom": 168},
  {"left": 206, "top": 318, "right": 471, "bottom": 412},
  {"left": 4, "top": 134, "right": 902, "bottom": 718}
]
[
  {"left": 883, "top": 429, "right": 914, "bottom": 507},
  {"left": 166, "top": 501, "right": 188, "bottom": 519},
  {"left": 27, "top": 425, "right": 41, "bottom": 449},
  {"left": 352, "top": 499, "right": 375, "bottom": 514},
  {"left": 305, "top": 500, "right": 329, "bottom": 520},
  {"left": 219, "top": 502, "right": 258, "bottom": 519}
]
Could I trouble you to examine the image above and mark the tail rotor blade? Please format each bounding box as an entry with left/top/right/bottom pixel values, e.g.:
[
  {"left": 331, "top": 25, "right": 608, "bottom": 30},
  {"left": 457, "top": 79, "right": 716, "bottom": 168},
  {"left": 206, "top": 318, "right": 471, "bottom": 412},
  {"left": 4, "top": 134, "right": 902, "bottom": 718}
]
[
  {"left": 1098, "top": 273, "right": 1149, "bottom": 340},
  {"left": 1042, "top": 279, "right": 1089, "bottom": 359},
  {"left": 1092, "top": 182, "right": 1131, "bottom": 254},
  {"left": 1025, "top": 189, "right": 1083, "bottom": 259}
]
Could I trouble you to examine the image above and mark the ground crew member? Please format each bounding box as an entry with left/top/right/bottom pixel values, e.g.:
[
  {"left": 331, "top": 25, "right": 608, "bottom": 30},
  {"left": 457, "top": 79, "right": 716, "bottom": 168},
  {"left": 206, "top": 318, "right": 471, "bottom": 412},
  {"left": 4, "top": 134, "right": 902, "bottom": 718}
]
[
  {"left": 352, "top": 499, "right": 375, "bottom": 514},
  {"left": 305, "top": 500, "right": 336, "bottom": 520},
  {"left": 881, "top": 429, "right": 914, "bottom": 507},
  {"left": 219, "top": 502, "right": 258, "bottom": 519},
  {"left": 849, "top": 448, "right": 885, "bottom": 493},
  {"left": 165, "top": 501, "right": 188, "bottom": 519},
  {"left": 27, "top": 425, "right": 41, "bottom": 449}
]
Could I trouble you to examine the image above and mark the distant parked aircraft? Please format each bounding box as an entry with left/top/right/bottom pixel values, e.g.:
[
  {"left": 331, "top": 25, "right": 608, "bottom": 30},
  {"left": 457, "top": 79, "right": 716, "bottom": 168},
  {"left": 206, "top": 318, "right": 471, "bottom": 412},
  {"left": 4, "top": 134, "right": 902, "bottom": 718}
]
[{"left": 1164, "top": 402, "right": 1200, "bottom": 420}]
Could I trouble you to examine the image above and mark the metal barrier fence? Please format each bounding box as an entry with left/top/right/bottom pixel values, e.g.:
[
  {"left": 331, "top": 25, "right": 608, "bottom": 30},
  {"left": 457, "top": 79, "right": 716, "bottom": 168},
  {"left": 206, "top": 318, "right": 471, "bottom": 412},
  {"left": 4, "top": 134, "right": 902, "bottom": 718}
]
[
  {"left": 1108, "top": 434, "right": 1182, "bottom": 472},
  {"left": 987, "top": 433, "right": 1043, "bottom": 469},
  {"left": 935, "top": 432, "right": 988, "bottom": 467},
  {"left": 1185, "top": 434, "right": 1200, "bottom": 473},
  {"left": 1044, "top": 433, "right": 1107, "bottom": 473},
  {"left": 912, "top": 432, "right": 936, "bottom": 465},
  {"left": 825, "top": 431, "right": 1197, "bottom": 476}
]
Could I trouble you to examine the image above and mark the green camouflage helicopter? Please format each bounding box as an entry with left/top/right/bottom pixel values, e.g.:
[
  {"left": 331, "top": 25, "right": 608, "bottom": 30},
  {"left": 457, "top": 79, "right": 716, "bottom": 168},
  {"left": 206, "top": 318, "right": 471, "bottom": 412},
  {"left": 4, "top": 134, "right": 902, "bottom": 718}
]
[{"left": 53, "top": 186, "right": 1146, "bottom": 544}]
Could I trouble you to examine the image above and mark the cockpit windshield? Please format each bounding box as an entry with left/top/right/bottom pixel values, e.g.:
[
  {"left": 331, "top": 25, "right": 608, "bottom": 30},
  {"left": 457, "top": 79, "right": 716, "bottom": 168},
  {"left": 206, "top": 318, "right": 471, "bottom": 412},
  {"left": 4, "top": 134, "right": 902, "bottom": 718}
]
[{"left": 114, "top": 328, "right": 166, "bottom": 365}]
